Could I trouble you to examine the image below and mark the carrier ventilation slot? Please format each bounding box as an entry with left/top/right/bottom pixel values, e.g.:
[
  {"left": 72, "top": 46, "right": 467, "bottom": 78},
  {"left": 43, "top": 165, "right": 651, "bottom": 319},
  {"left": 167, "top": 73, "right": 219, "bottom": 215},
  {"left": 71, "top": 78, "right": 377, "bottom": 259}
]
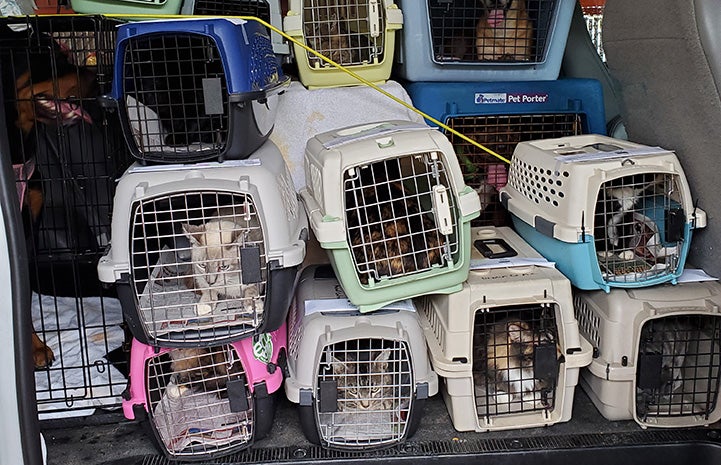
[
  {"left": 193, "top": 0, "right": 271, "bottom": 18},
  {"left": 316, "top": 338, "right": 413, "bottom": 448}
]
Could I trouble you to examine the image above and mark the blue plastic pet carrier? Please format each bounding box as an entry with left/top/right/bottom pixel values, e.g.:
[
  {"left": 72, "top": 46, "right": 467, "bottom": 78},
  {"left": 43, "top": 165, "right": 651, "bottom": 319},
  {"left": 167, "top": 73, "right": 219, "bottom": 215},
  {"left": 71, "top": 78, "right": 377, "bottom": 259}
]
[
  {"left": 395, "top": 0, "right": 575, "bottom": 82},
  {"left": 405, "top": 79, "right": 606, "bottom": 226},
  {"left": 106, "top": 18, "right": 290, "bottom": 164}
]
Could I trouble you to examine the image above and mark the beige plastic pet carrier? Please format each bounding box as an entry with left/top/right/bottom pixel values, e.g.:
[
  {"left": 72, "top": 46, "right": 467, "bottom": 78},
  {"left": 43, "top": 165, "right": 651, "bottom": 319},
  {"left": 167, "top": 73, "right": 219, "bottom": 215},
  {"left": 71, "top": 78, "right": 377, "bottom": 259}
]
[
  {"left": 285, "top": 264, "right": 438, "bottom": 450},
  {"left": 574, "top": 281, "right": 721, "bottom": 428},
  {"left": 417, "top": 226, "right": 592, "bottom": 431}
]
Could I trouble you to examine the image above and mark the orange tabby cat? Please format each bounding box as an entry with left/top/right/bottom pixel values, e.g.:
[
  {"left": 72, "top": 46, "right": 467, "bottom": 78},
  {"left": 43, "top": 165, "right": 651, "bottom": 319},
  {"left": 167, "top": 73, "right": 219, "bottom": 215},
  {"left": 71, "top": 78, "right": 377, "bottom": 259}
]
[{"left": 476, "top": 0, "right": 533, "bottom": 61}]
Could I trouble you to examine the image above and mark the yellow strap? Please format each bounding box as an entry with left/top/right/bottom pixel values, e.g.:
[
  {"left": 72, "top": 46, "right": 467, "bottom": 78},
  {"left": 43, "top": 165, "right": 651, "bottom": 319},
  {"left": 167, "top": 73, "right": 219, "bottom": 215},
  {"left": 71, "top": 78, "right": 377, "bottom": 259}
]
[{"left": 33, "top": 13, "right": 511, "bottom": 165}]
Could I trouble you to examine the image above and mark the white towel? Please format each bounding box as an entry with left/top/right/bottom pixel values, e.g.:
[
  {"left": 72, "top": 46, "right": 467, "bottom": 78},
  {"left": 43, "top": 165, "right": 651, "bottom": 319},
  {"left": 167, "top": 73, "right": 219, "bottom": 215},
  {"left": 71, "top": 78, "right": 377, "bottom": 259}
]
[{"left": 269, "top": 80, "right": 425, "bottom": 191}]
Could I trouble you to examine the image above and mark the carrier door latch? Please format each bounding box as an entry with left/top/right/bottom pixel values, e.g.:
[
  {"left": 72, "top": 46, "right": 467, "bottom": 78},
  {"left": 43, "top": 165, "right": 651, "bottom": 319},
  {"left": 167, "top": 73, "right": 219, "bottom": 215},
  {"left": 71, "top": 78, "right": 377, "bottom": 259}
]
[
  {"left": 318, "top": 379, "right": 338, "bottom": 413},
  {"left": 637, "top": 352, "right": 664, "bottom": 389},
  {"left": 534, "top": 343, "right": 559, "bottom": 381},
  {"left": 432, "top": 185, "right": 453, "bottom": 235},
  {"left": 368, "top": 0, "right": 381, "bottom": 38}
]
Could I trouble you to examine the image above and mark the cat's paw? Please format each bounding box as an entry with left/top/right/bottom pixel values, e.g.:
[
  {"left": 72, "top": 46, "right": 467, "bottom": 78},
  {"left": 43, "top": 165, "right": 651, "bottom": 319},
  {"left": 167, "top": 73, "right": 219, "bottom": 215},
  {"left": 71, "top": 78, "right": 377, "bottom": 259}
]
[
  {"left": 243, "top": 284, "right": 260, "bottom": 299},
  {"left": 166, "top": 383, "right": 183, "bottom": 399},
  {"left": 196, "top": 303, "right": 213, "bottom": 316},
  {"left": 494, "top": 392, "right": 512, "bottom": 405},
  {"left": 618, "top": 250, "right": 635, "bottom": 261}
]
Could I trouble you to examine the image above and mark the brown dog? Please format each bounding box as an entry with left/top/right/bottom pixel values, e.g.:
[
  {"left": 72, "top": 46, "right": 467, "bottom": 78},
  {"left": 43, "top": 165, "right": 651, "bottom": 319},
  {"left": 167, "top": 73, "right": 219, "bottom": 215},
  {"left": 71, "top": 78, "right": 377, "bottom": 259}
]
[{"left": 476, "top": 0, "right": 533, "bottom": 61}]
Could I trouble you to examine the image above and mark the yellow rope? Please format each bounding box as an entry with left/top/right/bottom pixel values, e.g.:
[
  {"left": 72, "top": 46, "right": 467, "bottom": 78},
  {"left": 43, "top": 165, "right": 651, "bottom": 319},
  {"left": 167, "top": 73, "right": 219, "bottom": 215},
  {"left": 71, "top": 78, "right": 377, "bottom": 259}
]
[{"left": 34, "top": 12, "right": 511, "bottom": 164}]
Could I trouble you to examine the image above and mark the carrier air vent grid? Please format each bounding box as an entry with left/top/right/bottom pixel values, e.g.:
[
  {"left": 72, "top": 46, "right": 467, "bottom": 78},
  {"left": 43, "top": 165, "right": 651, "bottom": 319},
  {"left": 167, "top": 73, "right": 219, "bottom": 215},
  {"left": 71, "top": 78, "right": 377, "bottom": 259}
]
[
  {"left": 574, "top": 283, "right": 721, "bottom": 428},
  {"left": 417, "top": 226, "right": 592, "bottom": 432},
  {"left": 396, "top": 0, "right": 574, "bottom": 82},
  {"left": 473, "top": 304, "right": 559, "bottom": 418},
  {"left": 499, "top": 134, "right": 706, "bottom": 291},
  {"left": 429, "top": 0, "right": 556, "bottom": 63},
  {"left": 448, "top": 113, "right": 583, "bottom": 226},
  {"left": 129, "top": 191, "right": 267, "bottom": 345},
  {"left": 636, "top": 314, "right": 721, "bottom": 422},
  {"left": 316, "top": 339, "right": 413, "bottom": 448},
  {"left": 193, "top": 0, "right": 270, "bottom": 16},
  {"left": 123, "top": 328, "right": 286, "bottom": 460},
  {"left": 344, "top": 153, "right": 458, "bottom": 284},
  {"left": 300, "top": 120, "right": 481, "bottom": 312},
  {"left": 109, "top": 19, "right": 290, "bottom": 163},
  {"left": 285, "top": 264, "right": 438, "bottom": 450},
  {"left": 283, "top": 0, "right": 403, "bottom": 88},
  {"left": 572, "top": 294, "right": 601, "bottom": 350}
]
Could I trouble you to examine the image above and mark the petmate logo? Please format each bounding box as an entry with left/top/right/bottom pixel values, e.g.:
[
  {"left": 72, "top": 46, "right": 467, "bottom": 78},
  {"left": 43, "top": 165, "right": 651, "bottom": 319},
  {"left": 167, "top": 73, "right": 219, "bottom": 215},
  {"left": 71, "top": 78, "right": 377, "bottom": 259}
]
[{"left": 475, "top": 92, "right": 507, "bottom": 104}]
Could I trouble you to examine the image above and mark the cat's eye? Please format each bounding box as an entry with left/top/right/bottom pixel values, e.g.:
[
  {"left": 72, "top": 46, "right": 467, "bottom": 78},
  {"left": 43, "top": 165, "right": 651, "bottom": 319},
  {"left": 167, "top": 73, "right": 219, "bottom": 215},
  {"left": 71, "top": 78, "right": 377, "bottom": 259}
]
[
  {"left": 197, "top": 263, "right": 206, "bottom": 270},
  {"left": 220, "top": 264, "right": 231, "bottom": 271}
]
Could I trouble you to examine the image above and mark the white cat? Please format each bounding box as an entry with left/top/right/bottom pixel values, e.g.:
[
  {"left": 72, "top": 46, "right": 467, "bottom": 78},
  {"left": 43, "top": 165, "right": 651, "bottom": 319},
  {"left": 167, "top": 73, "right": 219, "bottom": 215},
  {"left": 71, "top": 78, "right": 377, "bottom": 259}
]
[{"left": 182, "top": 208, "right": 263, "bottom": 316}]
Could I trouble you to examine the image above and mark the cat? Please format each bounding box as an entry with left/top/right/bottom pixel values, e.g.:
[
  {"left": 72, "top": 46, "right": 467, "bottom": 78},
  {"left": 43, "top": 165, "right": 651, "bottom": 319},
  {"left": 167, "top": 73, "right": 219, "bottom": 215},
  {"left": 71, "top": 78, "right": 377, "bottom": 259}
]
[
  {"left": 328, "top": 348, "right": 395, "bottom": 412},
  {"left": 306, "top": 11, "right": 353, "bottom": 66},
  {"left": 345, "top": 165, "right": 447, "bottom": 285},
  {"left": 594, "top": 174, "right": 661, "bottom": 260},
  {"left": 476, "top": 0, "right": 533, "bottom": 61},
  {"left": 165, "top": 346, "right": 240, "bottom": 399},
  {"left": 430, "top": 0, "right": 489, "bottom": 61},
  {"left": 638, "top": 317, "right": 695, "bottom": 396},
  {"left": 182, "top": 207, "right": 264, "bottom": 316},
  {"left": 474, "top": 318, "right": 558, "bottom": 407}
]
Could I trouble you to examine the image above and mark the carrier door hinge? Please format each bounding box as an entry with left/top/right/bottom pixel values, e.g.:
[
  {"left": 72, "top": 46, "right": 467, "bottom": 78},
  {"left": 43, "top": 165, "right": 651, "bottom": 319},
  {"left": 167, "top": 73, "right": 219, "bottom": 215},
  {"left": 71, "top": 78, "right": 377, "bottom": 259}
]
[{"left": 416, "top": 382, "right": 429, "bottom": 400}]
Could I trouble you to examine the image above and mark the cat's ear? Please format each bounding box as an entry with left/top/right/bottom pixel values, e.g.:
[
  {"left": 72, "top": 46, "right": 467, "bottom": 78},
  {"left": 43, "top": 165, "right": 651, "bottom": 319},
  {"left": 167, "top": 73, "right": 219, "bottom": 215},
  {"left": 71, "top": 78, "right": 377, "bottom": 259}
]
[
  {"left": 182, "top": 223, "right": 204, "bottom": 246},
  {"left": 372, "top": 348, "right": 392, "bottom": 372},
  {"left": 330, "top": 355, "right": 349, "bottom": 375}
]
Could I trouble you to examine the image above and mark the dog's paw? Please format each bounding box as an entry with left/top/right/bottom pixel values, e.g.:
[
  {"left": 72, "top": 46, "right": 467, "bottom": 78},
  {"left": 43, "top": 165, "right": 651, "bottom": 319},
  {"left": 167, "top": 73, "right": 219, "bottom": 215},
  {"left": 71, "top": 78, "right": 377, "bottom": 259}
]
[{"left": 33, "top": 343, "right": 55, "bottom": 370}]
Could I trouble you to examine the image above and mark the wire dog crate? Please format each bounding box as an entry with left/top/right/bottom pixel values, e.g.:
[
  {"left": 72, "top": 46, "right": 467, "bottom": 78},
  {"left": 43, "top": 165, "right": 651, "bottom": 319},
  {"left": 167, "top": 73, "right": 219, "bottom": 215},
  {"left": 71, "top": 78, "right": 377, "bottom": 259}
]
[
  {"left": 98, "top": 141, "right": 307, "bottom": 346},
  {"left": 285, "top": 265, "right": 438, "bottom": 450},
  {"left": 417, "top": 226, "right": 592, "bottom": 431},
  {"left": 300, "top": 120, "right": 481, "bottom": 312},
  {"left": 395, "top": 0, "right": 574, "bottom": 82},
  {"left": 181, "top": 0, "right": 290, "bottom": 55},
  {"left": 499, "top": 134, "right": 707, "bottom": 292},
  {"left": 283, "top": 0, "right": 404, "bottom": 88},
  {"left": 70, "top": 0, "right": 183, "bottom": 14},
  {"left": 123, "top": 325, "right": 286, "bottom": 460},
  {"left": 105, "top": 18, "right": 290, "bottom": 164},
  {"left": 404, "top": 78, "right": 607, "bottom": 227},
  {"left": 0, "top": 15, "right": 133, "bottom": 414},
  {"left": 574, "top": 282, "right": 721, "bottom": 428}
]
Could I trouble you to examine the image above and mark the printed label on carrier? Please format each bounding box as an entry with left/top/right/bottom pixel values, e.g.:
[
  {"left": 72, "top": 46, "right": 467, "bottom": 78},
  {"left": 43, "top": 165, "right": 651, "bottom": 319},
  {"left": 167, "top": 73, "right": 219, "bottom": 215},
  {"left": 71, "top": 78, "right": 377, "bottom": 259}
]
[{"left": 475, "top": 92, "right": 549, "bottom": 104}]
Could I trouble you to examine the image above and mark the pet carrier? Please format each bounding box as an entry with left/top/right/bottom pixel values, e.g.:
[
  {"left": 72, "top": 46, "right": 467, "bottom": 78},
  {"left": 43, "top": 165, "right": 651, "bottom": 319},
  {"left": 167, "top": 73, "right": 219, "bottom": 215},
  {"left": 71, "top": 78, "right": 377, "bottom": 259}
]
[
  {"left": 499, "top": 134, "right": 707, "bottom": 292},
  {"left": 97, "top": 140, "right": 307, "bottom": 347},
  {"left": 181, "top": 0, "right": 290, "bottom": 56},
  {"left": 417, "top": 226, "right": 592, "bottom": 431},
  {"left": 574, "top": 281, "right": 721, "bottom": 428},
  {"left": 395, "top": 0, "right": 575, "bottom": 82},
  {"left": 70, "top": 0, "right": 182, "bottom": 14},
  {"left": 299, "top": 120, "right": 482, "bottom": 313},
  {"left": 405, "top": 78, "right": 606, "bottom": 227},
  {"left": 122, "top": 323, "right": 287, "bottom": 460},
  {"left": 283, "top": 0, "right": 404, "bottom": 88},
  {"left": 105, "top": 18, "right": 290, "bottom": 164},
  {"left": 285, "top": 264, "right": 438, "bottom": 450}
]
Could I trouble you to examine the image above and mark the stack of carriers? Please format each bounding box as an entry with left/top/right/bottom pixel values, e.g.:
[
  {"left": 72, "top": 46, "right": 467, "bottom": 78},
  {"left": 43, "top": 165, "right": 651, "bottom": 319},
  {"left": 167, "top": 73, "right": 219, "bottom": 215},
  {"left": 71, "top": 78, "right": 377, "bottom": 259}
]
[
  {"left": 418, "top": 226, "right": 592, "bottom": 431},
  {"left": 98, "top": 18, "right": 304, "bottom": 460}
]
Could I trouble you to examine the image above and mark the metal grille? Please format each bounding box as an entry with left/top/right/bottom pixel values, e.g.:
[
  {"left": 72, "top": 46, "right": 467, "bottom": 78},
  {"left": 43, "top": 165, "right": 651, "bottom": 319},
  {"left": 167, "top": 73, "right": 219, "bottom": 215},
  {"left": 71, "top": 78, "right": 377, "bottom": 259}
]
[
  {"left": 316, "top": 339, "right": 413, "bottom": 448},
  {"left": 636, "top": 314, "right": 721, "bottom": 421},
  {"left": 573, "top": 294, "right": 601, "bottom": 351},
  {"left": 473, "top": 304, "right": 559, "bottom": 419},
  {"left": 303, "top": 0, "right": 386, "bottom": 67},
  {"left": 429, "top": 0, "right": 557, "bottom": 63},
  {"left": 122, "top": 33, "right": 229, "bottom": 160},
  {"left": 146, "top": 345, "right": 254, "bottom": 458},
  {"left": 193, "top": 0, "right": 271, "bottom": 18},
  {"left": 0, "top": 15, "right": 131, "bottom": 413},
  {"left": 343, "top": 153, "right": 457, "bottom": 285},
  {"left": 447, "top": 113, "right": 583, "bottom": 226},
  {"left": 594, "top": 173, "right": 683, "bottom": 284},
  {"left": 130, "top": 191, "right": 267, "bottom": 345}
]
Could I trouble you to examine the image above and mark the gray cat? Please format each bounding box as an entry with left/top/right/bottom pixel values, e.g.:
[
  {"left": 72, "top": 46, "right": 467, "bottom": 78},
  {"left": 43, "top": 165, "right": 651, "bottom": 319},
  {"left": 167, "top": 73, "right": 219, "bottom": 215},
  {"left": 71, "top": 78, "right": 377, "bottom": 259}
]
[
  {"left": 329, "top": 348, "right": 396, "bottom": 412},
  {"left": 182, "top": 207, "right": 264, "bottom": 316}
]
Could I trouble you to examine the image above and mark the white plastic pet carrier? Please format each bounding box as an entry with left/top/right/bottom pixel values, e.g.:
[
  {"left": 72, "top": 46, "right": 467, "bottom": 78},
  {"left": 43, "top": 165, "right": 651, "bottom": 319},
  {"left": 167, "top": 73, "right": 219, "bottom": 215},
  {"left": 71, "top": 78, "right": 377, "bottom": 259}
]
[
  {"left": 417, "top": 226, "right": 592, "bottom": 431},
  {"left": 300, "top": 120, "right": 481, "bottom": 312},
  {"left": 283, "top": 0, "right": 403, "bottom": 88},
  {"left": 574, "top": 281, "right": 721, "bottom": 428},
  {"left": 98, "top": 141, "right": 307, "bottom": 346},
  {"left": 285, "top": 264, "right": 438, "bottom": 450},
  {"left": 499, "top": 134, "right": 707, "bottom": 292}
]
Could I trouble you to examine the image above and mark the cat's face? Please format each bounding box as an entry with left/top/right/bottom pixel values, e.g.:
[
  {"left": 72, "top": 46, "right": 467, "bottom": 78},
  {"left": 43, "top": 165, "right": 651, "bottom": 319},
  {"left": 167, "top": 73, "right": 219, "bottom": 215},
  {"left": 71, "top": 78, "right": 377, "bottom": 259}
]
[
  {"left": 183, "top": 219, "right": 244, "bottom": 293},
  {"left": 330, "top": 349, "right": 395, "bottom": 411}
]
